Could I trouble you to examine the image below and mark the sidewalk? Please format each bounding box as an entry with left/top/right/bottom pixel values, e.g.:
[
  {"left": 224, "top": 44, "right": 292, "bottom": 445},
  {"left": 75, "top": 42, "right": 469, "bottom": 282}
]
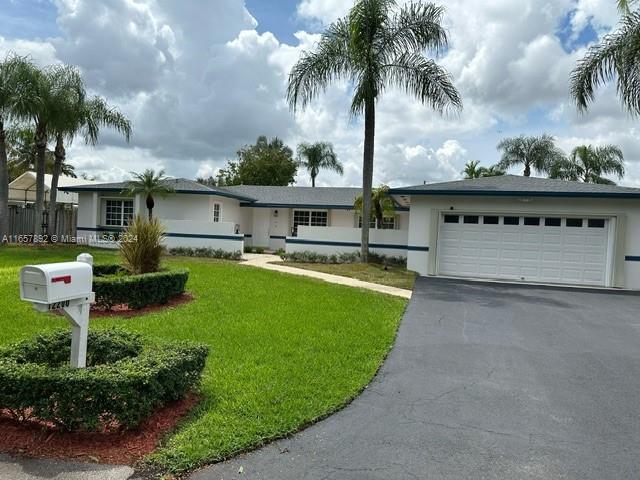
[
  {"left": 0, "top": 454, "right": 135, "bottom": 480},
  {"left": 241, "top": 254, "right": 412, "bottom": 299}
]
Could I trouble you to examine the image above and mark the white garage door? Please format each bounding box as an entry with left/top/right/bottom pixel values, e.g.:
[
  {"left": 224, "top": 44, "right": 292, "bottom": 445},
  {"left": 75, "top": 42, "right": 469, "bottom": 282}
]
[{"left": 436, "top": 214, "right": 611, "bottom": 286}]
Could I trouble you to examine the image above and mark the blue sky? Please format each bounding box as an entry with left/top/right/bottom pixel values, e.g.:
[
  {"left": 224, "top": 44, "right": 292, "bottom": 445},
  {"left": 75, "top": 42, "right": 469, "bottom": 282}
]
[{"left": 0, "top": 0, "right": 638, "bottom": 187}]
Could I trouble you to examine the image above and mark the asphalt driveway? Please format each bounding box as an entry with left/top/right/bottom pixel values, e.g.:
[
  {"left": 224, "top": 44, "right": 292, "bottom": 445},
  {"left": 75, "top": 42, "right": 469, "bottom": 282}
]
[{"left": 192, "top": 277, "right": 640, "bottom": 480}]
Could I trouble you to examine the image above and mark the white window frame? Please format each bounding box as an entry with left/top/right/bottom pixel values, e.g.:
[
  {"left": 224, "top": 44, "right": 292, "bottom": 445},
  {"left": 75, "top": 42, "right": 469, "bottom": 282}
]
[
  {"left": 358, "top": 215, "right": 397, "bottom": 230},
  {"left": 212, "top": 202, "right": 222, "bottom": 223},
  {"left": 102, "top": 198, "right": 134, "bottom": 227},
  {"left": 292, "top": 209, "right": 328, "bottom": 236}
]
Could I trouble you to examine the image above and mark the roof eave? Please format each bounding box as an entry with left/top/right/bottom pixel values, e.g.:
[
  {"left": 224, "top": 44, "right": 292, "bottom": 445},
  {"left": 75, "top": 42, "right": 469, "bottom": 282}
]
[
  {"left": 388, "top": 189, "right": 640, "bottom": 199},
  {"left": 59, "top": 186, "right": 256, "bottom": 202}
]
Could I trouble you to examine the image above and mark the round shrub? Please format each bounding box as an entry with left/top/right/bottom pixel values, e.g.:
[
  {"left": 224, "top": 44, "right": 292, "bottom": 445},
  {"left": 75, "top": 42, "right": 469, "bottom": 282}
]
[
  {"left": 0, "top": 329, "right": 208, "bottom": 431},
  {"left": 93, "top": 265, "right": 189, "bottom": 309}
]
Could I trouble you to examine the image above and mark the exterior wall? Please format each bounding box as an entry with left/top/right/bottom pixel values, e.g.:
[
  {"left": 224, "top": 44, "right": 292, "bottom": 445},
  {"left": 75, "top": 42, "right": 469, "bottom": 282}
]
[
  {"left": 330, "top": 209, "right": 357, "bottom": 227},
  {"left": 162, "top": 219, "right": 243, "bottom": 251},
  {"left": 269, "top": 208, "right": 290, "bottom": 250},
  {"left": 251, "top": 208, "right": 271, "bottom": 248},
  {"left": 406, "top": 195, "right": 640, "bottom": 289},
  {"left": 286, "top": 226, "right": 409, "bottom": 258}
]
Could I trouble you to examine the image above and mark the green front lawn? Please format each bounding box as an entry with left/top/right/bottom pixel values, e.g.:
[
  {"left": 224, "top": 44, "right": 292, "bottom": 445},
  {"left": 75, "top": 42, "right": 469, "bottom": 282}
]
[
  {"left": 0, "top": 245, "right": 406, "bottom": 473},
  {"left": 280, "top": 261, "right": 418, "bottom": 290}
]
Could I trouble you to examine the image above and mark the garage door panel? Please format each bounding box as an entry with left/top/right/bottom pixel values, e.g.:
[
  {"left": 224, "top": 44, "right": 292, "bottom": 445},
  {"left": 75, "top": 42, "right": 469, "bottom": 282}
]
[{"left": 437, "top": 214, "right": 610, "bottom": 287}]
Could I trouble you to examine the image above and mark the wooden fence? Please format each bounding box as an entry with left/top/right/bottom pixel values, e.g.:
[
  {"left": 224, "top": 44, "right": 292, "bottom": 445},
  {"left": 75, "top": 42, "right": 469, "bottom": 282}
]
[{"left": 7, "top": 204, "right": 77, "bottom": 239}]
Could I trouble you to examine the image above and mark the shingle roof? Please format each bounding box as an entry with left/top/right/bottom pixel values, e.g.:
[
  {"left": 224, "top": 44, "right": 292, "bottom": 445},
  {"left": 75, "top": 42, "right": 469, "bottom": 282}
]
[
  {"left": 390, "top": 175, "right": 640, "bottom": 200},
  {"left": 223, "top": 185, "right": 363, "bottom": 209},
  {"left": 59, "top": 178, "right": 256, "bottom": 201}
]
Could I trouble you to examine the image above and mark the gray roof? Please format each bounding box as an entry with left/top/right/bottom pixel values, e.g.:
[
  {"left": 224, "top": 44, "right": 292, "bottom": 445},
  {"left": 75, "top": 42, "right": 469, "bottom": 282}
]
[
  {"left": 59, "top": 178, "right": 256, "bottom": 201},
  {"left": 223, "top": 185, "right": 364, "bottom": 209},
  {"left": 390, "top": 175, "right": 640, "bottom": 200}
]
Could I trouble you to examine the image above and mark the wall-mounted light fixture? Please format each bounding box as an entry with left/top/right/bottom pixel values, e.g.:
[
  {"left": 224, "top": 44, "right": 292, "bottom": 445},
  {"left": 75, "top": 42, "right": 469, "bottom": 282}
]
[{"left": 274, "top": 210, "right": 279, "bottom": 217}]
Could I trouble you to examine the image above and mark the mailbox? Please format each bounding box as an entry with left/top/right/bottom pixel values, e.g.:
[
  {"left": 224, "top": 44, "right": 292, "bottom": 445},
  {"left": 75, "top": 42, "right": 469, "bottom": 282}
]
[{"left": 20, "top": 261, "right": 93, "bottom": 304}]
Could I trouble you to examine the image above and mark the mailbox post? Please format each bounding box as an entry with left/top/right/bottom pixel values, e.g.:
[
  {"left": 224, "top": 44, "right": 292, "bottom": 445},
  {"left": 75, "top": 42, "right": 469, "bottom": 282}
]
[{"left": 19, "top": 253, "right": 95, "bottom": 368}]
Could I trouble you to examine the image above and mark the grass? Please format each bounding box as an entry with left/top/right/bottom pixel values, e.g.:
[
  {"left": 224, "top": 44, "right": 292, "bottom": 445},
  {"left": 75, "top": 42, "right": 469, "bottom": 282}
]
[
  {"left": 279, "top": 261, "right": 418, "bottom": 290},
  {"left": 0, "top": 245, "right": 406, "bottom": 473}
]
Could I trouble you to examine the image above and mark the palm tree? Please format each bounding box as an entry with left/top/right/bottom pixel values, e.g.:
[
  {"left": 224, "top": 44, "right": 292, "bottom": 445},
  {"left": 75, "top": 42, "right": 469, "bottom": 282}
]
[
  {"left": 548, "top": 145, "right": 625, "bottom": 184},
  {"left": 47, "top": 96, "right": 131, "bottom": 234},
  {"left": 497, "top": 134, "right": 565, "bottom": 177},
  {"left": 297, "top": 142, "right": 343, "bottom": 187},
  {"left": 570, "top": 9, "right": 640, "bottom": 114},
  {"left": 463, "top": 161, "right": 505, "bottom": 179},
  {"left": 123, "top": 169, "right": 175, "bottom": 220},
  {"left": 6, "top": 126, "right": 73, "bottom": 181},
  {"left": 354, "top": 185, "right": 396, "bottom": 229},
  {"left": 287, "top": 0, "right": 461, "bottom": 261}
]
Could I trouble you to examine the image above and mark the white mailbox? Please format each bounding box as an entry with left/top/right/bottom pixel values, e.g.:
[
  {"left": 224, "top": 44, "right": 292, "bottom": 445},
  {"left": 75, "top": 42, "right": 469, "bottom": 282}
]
[
  {"left": 20, "top": 261, "right": 93, "bottom": 305},
  {"left": 19, "top": 253, "right": 95, "bottom": 369}
]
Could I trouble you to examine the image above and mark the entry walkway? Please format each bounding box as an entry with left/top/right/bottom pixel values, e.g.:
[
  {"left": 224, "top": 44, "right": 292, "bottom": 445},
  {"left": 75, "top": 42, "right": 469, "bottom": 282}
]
[{"left": 240, "top": 253, "right": 412, "bottom": 299}]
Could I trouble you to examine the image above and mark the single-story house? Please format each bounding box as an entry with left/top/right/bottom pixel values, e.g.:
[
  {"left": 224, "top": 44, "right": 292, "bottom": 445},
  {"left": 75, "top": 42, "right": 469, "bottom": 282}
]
[
  {"left": 9, "top": 171, "right": 97, "bottom": 206},
  {"left": 60, "top": 175, "right": 640, "bottom": 290}
]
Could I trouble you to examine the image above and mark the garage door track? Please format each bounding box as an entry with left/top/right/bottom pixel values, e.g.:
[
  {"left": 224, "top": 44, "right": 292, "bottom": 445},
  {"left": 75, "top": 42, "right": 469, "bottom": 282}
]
[{"left": 192, "top": 277, "right": 640, "bottom": 479}]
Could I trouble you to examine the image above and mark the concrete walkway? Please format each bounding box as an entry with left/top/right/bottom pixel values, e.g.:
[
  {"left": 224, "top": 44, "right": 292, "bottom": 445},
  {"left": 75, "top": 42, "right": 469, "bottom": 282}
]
[
  {"left": 0, "top": 454, "right": 135, "bottom": 480},
  {"left": 240, "top": 254, "right": 412, "bottom": 299}
]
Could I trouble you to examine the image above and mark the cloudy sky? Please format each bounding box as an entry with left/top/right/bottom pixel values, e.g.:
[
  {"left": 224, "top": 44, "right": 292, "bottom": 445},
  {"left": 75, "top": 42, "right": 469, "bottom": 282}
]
[{"left": 1, "top": 0, "right": 639, "bottom": 187}]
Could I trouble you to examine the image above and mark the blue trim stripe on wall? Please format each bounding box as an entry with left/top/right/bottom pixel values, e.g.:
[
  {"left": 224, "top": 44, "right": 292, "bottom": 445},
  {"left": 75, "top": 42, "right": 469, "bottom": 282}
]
[
  {"left": 77, "top": 227, "right": 244, "bottom": 242},
  {"left": 269, "top": 235, "right": 287, "bottom": 240},
  {"left": 626, "top": 256, "right": 640, "bottom": 262},
  {"left": 286, "top": 238, "right": 428, "bottom": 251}
]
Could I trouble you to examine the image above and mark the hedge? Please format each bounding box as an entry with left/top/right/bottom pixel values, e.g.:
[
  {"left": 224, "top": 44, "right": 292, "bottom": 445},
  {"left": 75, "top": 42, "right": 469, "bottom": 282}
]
[
  {"left": 280, "top": 250, "right": 407, "bottom": 267},
  {"left": 168, "top": 247, "right": 242, "bottom": 260},
  {"left": 0, "top": 329, "right": 208, "bottom": 431},
  {"left": 93, "top": 265, "right": 189, "bottom": 309}
]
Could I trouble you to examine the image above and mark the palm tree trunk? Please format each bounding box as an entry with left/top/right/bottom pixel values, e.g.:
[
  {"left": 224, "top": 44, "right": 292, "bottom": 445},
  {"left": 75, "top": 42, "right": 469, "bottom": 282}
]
[
  {"left": 361, "top": 97, "right": 375, "bottom": 263},
  {"left": 311, "top": 175, "right": 316, "bottom": 187},
  {"left": 0, "top": 119, "right": 9, "bottom": 241},
  {"left": 34, "top": 125, "right": 47, "bottom": 235},
  {"left": 47, "top": 135, "right": 65, "bottom": 237},
  {"left": 524, "top": 162, "right": 531, "bottom": 177}
]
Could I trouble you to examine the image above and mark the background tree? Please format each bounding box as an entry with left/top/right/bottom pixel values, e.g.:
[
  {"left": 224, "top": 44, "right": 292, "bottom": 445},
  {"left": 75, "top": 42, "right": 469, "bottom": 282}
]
[
  {"left": 6, "top": 126, "right": 70, "bottom": 180},
  {"left": 47, "top": 95, "right": 131, "bottom": 234},
  {"left": 217, "top": 136, "right": 297, "bottom": 186},
  {"left": 570, "top": 8, "right": 640, "bottom": 114},
  {"left": 548, "top": 145, "right": 625, "bottom": 184},
  {"left": 463, "top": 160, "right": 505, "bottom": 179},
  {"left": 287, "top": 0, "right": 461, "bottom": 261},
  {"left": 497, "top": 134, "right": 565, "bottom": 177},
  {"left": 123, "top": 169, "right": 175, "bottom": 220},
  {"left": 354, "top": 185, "right": 396, "bottom": 229},
  {"left": 297, "top": 141, "right": 343, "bottom": 187}
]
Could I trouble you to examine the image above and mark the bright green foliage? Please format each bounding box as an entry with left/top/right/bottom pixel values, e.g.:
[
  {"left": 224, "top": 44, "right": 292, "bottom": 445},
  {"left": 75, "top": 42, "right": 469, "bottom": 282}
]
[
  {"left": 548, "top": 144, "right": 625, "bottom": 184},
  {"left": 463, "top": 160, "right": 505, "bottom": 179},
  {"left": 93, "top": 266, "right": 189, "bottom": 309},
  {"left": 0, "top": 328, "right": 208, "bottom": 431},
  {"left": 122, "top": 170, "right": 174, "bottom": 220},
  {"left": 0, "top": 246, "right": 404, "bottom": 473},
  {"left": 119, "top": 215, "right": 166, "bottom": 274},
  {"left": 497, "top": 134, "right": 566, "bottom": 177},
  {"left": 217, "top": 136, "right": 297, "bottom": 186},
  {"left": 354, "top": 185, "right": 396, "bottom": 228}
]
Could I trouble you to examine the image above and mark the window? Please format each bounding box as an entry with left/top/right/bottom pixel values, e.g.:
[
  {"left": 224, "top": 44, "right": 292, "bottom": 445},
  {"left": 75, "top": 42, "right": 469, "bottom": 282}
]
[
  {"left": 104, "top": 199, "right": 133, "bottom": 227},
  {"left": 212, "top": 203, "right": 221, "bottom": 223},
  {"left": 464, "top": 215, "right": 479, "bottom": 224},
  {"left": 504, "top": 216, "right": 519, "bottom": 225},
  {"left": 588, "top": 218, "right": 606, "bottom": 228},
  {"left": 566, "top": 218, "right": 583, "bottom": 227},
  {"left": 524, "top": 217, "right": 540, "bottom": 226},
  {"left": 380, "top": 216, "right": 396, "bottom": 230},
  {"left": 293, "top": 210, "right": 327, "bottom": 236},
  {"left": 358, "top": 216, "right": 377, "bottom": 228},
  {"left": 483, "top": 216, "right": 499, "bottom": 225},
  {"left": 545, "top": 218, "right": 561, "bottom": 227},
  {"left": 444, "top": 215, "right": 459, "bottom": 224}
]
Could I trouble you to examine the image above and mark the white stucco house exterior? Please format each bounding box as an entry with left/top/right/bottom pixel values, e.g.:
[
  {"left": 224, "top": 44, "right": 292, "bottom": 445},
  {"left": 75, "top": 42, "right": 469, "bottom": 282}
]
[{"left": 61, "top": 175, "right": 640, "bottom": 290}]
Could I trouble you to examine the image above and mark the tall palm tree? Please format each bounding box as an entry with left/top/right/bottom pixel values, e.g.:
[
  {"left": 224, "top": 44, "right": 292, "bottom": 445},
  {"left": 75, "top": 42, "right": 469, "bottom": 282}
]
[
  {"left": 297, "top": 141, "right": 343, "bottom": 187},
  {"left": 123, "top": 169, "right": 175, "bottom": 220},
  {"left": 47, "top": 96, "right": 131, "bottom": 234},
  {"left": 548, "top": 145, "right": 625, "bottom": 184},
  {"left": 463, "top": 160, "right": 505, "bottom": 179},
  {"left": 287, "top": 0, "right": 461, "bottom": 261},
  {"left": 6, "top": 126, "right": 72, "bottom": 181},
  {"left": 497, "top": 134, "right": 565, "bottom": 177},
  {"left": 570, "top": 9, "right": 640, "bottom": 114},
  {"left": 354, "top": 185, "right": 396, "bottom": 229}
]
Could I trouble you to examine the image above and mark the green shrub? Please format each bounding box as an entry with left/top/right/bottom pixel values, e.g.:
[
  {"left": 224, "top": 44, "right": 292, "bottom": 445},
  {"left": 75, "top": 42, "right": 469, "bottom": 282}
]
[
  {"left": 119, "top": 215, "right": 166, "bottom": 274},
  {"left": 243, "top": 245, "right": 254, "bottom": 254},
  {"left": 0, "top": 329, "right": 208, "bottom": 431},
  {"left": 94, "top": 266, "right": 189, "bottom": 309},
  {"left": 254, "top": 246, "right": 265, "bottom": 254},
  {"left": 168, "top": 247, "right": 242, "bottom": 260},
  {"left": 280, "top": 250, "right": 407, "bottom": 267}
]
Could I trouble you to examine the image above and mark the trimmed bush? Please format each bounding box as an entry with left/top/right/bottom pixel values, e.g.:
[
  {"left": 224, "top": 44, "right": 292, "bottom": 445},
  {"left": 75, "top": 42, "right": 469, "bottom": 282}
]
[
  {"left": 93, "top": 265, "right": 189, "bottom": 309},
  {"left": 168, "top": 247, "right": 242, "bottom": 260},
  {"left": 280, "top": 250, "right": 407, "bottom": 267},
  {"left": 119, "top": 215, "right": 166, "bottom": 274},
  {"left": 0, "top": 329, "right": 208, "bottom": 431}
]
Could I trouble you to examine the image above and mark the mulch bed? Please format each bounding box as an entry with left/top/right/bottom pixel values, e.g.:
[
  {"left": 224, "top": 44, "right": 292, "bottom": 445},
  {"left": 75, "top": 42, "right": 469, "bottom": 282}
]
[
  {"left": 0, "top": 393, "right": 200, "bottom": 465},
  {"left": 87, "top": 293, "right": 194, "bottom": 318}
]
